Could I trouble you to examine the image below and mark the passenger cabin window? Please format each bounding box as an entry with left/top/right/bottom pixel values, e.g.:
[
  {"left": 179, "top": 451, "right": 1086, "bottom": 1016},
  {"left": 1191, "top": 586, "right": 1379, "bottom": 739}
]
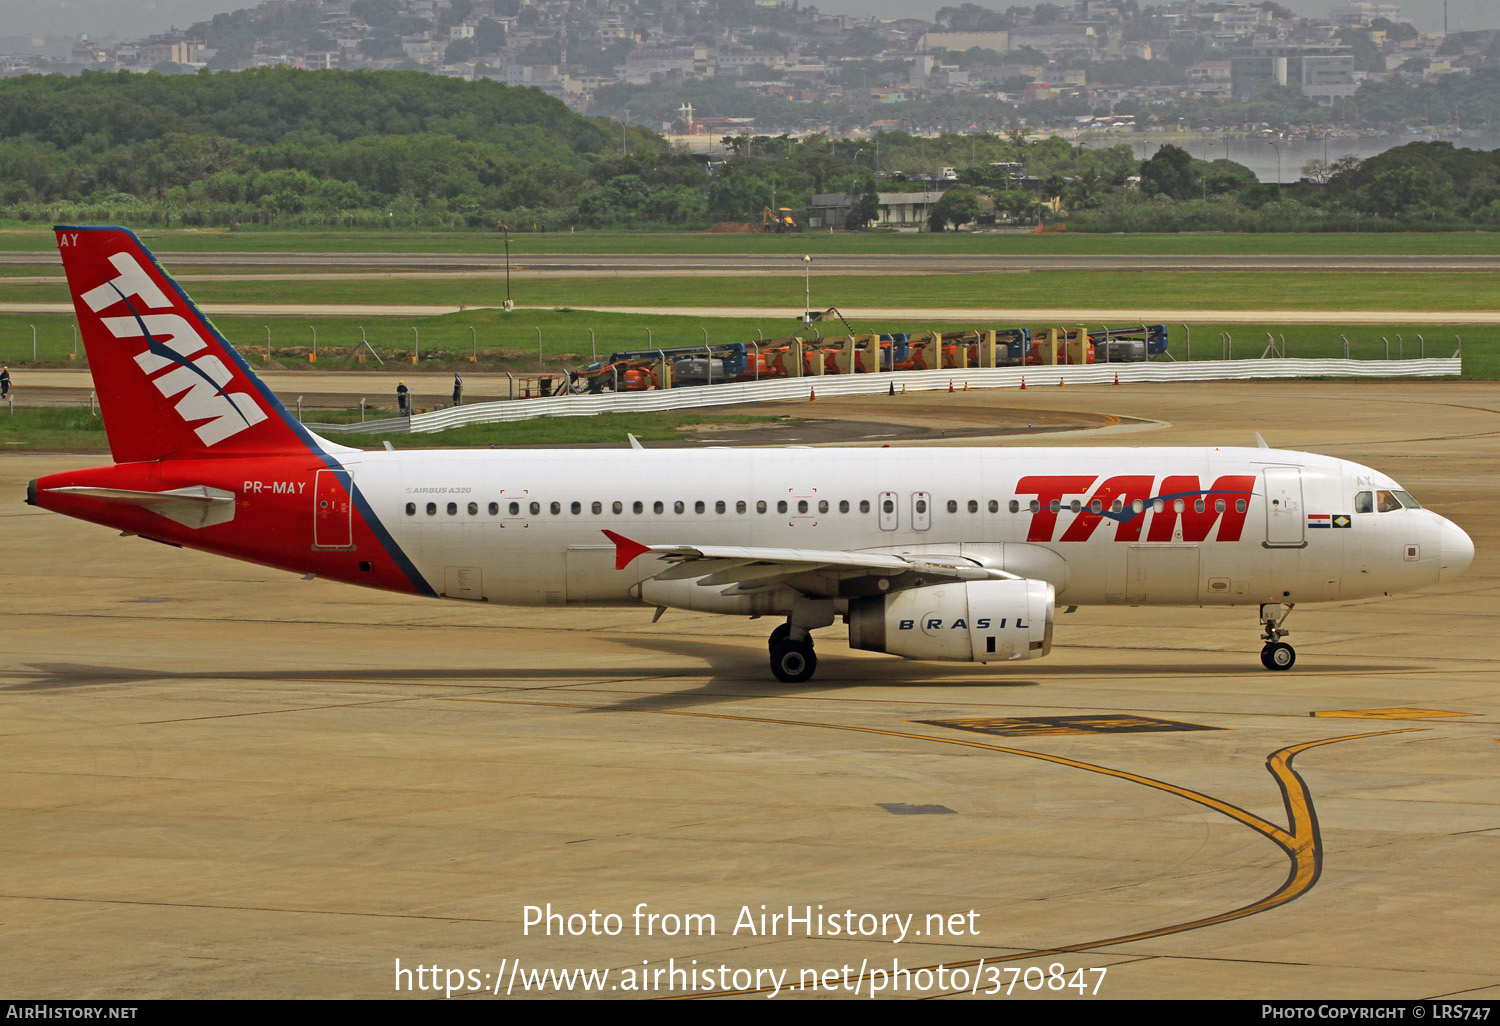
[
  {"left": 988, "top": 500, "right": 999, "bottom": 513},
  {"left": 1008, "top": 500, "right": 1019, "bottom": 513},
  {"left": 447, "top": 502, "right": 458, "bottom": 516},
  {"left": 427, "top": 502, "right": 437, "bottom": 516},
  {"left": 757, "top": 500, "right": 767, "bottom": 514},
  {"left": 468, "top": 502, "right": 478, "bottom": 516},
  {"left": 406, "top": 502, "right": 416, "bottom": 516},
  {"left": 859, "top": 500, "right": 870, "bottom": 514},
  {"left": 509, "top": 501, "right": 520, "bottom": 515},
  {"left": 489, "top": 502, "right": 499, "bottom": 516}
]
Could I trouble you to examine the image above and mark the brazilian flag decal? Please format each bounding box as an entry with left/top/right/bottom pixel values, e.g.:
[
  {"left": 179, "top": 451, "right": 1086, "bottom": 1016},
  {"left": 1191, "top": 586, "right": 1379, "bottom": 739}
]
[{"left": 1331, "top": 514, "right": 1353, "bottom": 528}]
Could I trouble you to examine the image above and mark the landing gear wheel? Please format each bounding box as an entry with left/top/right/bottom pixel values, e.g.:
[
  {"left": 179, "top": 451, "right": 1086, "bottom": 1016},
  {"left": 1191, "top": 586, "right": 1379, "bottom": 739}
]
[
  {"left": 769, "top": 639, "right": 817, "bottom": 684},
  {"left": 1260, "top": 642, "right": 1296, "bottom": 671},
  {"left": 768, "top": 623, "right": 791, "bottom": 649}
]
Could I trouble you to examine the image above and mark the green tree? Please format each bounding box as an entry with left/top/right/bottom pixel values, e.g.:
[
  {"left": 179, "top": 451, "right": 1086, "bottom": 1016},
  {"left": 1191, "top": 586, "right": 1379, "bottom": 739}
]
[
  {"left": 928, "top": 185, "right": 981, "bottom": 231},
  {"left": 847, "top": 180, "right": 880, "bottom": 230},
  {"left": 1139, "top": 144, "right": 1195, "bottom": 200}
]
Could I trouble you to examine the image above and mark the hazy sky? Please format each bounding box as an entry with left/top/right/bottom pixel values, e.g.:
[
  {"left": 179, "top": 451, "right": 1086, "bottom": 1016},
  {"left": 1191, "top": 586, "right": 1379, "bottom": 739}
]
[{"left": 0, "top": 0, "right": 1491, "bottom": 41}]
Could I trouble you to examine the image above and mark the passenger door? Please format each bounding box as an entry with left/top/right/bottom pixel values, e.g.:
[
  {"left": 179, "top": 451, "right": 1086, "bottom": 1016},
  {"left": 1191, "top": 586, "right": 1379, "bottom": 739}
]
[{"left": 1264, "top": 467, "right": 1305, "bottom": 548}]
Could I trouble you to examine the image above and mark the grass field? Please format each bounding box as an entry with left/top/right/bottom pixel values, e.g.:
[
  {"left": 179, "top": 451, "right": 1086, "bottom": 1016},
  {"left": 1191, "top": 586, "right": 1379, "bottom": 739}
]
[
  {"left": 1, "top": 270, "right": 1494, "bottom": 313},
  {"left": 3, "top": 227, "right": 1500, "bottom": 257}
]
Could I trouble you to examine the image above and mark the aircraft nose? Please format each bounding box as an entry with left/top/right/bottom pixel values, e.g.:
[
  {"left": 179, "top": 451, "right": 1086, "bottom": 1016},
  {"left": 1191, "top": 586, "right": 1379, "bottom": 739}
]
[{"left": 1439, "top": 518, "right": 1475, "bottom": 581}]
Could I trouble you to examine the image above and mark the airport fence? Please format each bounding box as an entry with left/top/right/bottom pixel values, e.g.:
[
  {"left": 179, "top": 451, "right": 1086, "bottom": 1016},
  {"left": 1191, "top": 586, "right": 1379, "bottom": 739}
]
[{"left": 307, "top": 357, "right": 1462, "bottom": 436}]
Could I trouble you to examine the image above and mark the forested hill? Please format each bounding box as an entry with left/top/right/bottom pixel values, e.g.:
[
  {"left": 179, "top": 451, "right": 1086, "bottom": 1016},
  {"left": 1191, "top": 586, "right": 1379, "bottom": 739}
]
[{"left": 0, "top": 67, "right": 686, "bottom": 227}]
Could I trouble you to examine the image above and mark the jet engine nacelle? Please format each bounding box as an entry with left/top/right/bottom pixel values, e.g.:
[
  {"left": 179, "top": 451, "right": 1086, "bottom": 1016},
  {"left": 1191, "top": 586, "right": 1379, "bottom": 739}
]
[{"left": 847, "top": 579, "right": 1054, "bottom": 662}]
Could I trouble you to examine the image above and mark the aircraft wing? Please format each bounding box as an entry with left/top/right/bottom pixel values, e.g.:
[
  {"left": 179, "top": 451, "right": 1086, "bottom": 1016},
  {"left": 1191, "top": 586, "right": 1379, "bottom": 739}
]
[{"left": 602, "top": 529, "right": 1013, "bottom": 596}]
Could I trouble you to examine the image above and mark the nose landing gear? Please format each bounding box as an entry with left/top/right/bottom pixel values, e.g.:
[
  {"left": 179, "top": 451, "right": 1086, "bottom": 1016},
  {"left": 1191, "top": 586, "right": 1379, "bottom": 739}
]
[{"left": 1259, "top": 603, "right": 1296, "bottom": 671}]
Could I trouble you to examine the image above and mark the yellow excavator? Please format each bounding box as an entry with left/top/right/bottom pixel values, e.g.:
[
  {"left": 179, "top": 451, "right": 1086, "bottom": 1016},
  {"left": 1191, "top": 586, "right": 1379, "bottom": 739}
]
[{"left": 761, "top": 206, "right": 800, "bottom": 232}]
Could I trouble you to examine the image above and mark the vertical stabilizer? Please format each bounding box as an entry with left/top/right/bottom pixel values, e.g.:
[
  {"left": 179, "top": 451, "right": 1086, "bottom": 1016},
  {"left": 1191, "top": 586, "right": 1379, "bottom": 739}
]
[{"left": 55, "top": 225, "right": 312, "bottom": 463}]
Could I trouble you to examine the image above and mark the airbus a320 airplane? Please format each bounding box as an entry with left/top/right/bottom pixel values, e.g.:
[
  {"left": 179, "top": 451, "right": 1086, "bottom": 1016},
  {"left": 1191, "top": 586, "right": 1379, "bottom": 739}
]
[{"left": 30, "top": 226, "right": 1474, "bottom": 682}]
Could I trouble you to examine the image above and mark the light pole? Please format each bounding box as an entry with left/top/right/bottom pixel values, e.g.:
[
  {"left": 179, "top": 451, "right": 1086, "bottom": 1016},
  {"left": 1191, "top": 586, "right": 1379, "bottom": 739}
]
[
  {"left": 500, "top": 222, "right": 513, "bottom": 310},
  {"left": 802, "top": 255, "right": 812, "bottom": 323},
  {"left": 1267, "top": 140, "right": 1282, "bottom": 185}
]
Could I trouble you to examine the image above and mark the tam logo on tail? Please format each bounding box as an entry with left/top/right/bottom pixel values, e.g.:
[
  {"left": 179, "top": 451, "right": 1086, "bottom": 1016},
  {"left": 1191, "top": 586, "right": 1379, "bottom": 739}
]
[
  {"left": 55, "top": 226, "right": 310, "bottom": 463},
  {"left": 81, "top": 249, "right": 266, "bottom": 448}
]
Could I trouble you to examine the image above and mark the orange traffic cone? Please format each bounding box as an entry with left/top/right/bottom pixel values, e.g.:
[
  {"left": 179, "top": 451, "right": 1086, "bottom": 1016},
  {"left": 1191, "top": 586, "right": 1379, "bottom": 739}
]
[
  {"left": 1113, "top": 371, "right": 1120, "bottom": 385},
  {"left": 1058, "top": 377, "right": 1066, "bottom": 386},
  {"left": 1019, "top": 376, "right": 1027, "bottom": 390},
  {"left": 809, "top": 387, "right": 816, "bottom": 401},
  {"left": 948, "top": 379, "right": 954, "bottom": 393},
  {"left": 962, "top": 380, "right": 969, "bottom": 391}
]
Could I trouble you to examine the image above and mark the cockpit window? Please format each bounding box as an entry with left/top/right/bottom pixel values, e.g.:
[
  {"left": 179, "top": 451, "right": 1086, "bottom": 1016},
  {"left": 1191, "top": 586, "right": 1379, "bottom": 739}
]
[
  {"left": 1392, "top": 490, "right": 1422, "bottom": 509},
  {"left": 1354, "top": 491, "right": 1373, "bottom": 514},
  {"left": 1376, "top": 490, "right": 1402, "bottom": 513}
]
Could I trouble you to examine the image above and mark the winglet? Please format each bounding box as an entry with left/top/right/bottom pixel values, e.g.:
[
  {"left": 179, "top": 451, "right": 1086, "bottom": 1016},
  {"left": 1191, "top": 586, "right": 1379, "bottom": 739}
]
[{"left": 602, "top": 529, "right": 651, "bottom": 570}]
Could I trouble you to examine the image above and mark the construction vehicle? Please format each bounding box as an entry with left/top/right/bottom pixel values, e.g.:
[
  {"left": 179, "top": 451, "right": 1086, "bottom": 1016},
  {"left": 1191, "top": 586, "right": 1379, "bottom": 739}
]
[
  {"left": 762, "top": 206, "right": 800, "bottom": 232},
  {"left": 1088, "top": 325, "right": 1169, "bottom": 362}
]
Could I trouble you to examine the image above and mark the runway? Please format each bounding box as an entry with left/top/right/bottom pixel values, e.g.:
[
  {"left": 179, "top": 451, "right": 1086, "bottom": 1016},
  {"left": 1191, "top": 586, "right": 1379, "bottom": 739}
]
[
  {"left": 2, "top": 380, "right": 1498, "bottom": 999},
  {"left": 6, "top": 251, "right": 1500, "bottom": 276},
  {"left": 3, "top": 302, "right": 1495, "bottom": 325}
]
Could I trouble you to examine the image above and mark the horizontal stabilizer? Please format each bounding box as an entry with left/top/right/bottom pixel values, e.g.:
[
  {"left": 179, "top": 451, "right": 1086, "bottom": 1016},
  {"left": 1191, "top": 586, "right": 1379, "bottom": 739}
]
[{"left": 47, "top": 484, "right": 236, "bottom": 529}]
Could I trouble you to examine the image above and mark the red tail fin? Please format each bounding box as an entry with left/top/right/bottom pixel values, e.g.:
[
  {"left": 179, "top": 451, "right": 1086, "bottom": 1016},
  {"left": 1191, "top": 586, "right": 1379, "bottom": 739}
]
[{"left": 55, "top": 225, "right": 311, "bottom": 463}]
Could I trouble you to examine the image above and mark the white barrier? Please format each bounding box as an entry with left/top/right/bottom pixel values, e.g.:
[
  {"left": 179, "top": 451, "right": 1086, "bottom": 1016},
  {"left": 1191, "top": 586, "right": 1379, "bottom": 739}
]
[{"left": 308, "top": 358, "right": 1461, "bottom": 436}]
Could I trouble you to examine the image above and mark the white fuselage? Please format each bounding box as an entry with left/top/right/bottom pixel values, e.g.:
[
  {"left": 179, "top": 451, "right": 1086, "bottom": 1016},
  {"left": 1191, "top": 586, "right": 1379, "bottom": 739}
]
[{"left": 355, "top": 445, "right": 1462, "bottom": 613}]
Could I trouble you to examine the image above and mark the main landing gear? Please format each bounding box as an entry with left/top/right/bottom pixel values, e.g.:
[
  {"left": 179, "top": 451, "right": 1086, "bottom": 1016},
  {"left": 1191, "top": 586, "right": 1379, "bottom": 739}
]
[
  {"left": 769, "top": 624, "right": 817, "bottom": 684},
  {"left": 1259, "top": 602, "right": 1296, "bottom": 671},
  {"left": 767, "top": 601, "right": 834, "bottom": 683}
]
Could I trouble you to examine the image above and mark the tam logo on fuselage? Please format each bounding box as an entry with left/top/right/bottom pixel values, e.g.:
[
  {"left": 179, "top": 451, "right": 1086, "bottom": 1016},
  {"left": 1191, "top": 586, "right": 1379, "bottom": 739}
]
[
  {"left": 1016, "top": 474, "right": 1256, "bottom": 543},
  {"left": 83, "top": 250, "right": 266, "bottom": 447}
]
